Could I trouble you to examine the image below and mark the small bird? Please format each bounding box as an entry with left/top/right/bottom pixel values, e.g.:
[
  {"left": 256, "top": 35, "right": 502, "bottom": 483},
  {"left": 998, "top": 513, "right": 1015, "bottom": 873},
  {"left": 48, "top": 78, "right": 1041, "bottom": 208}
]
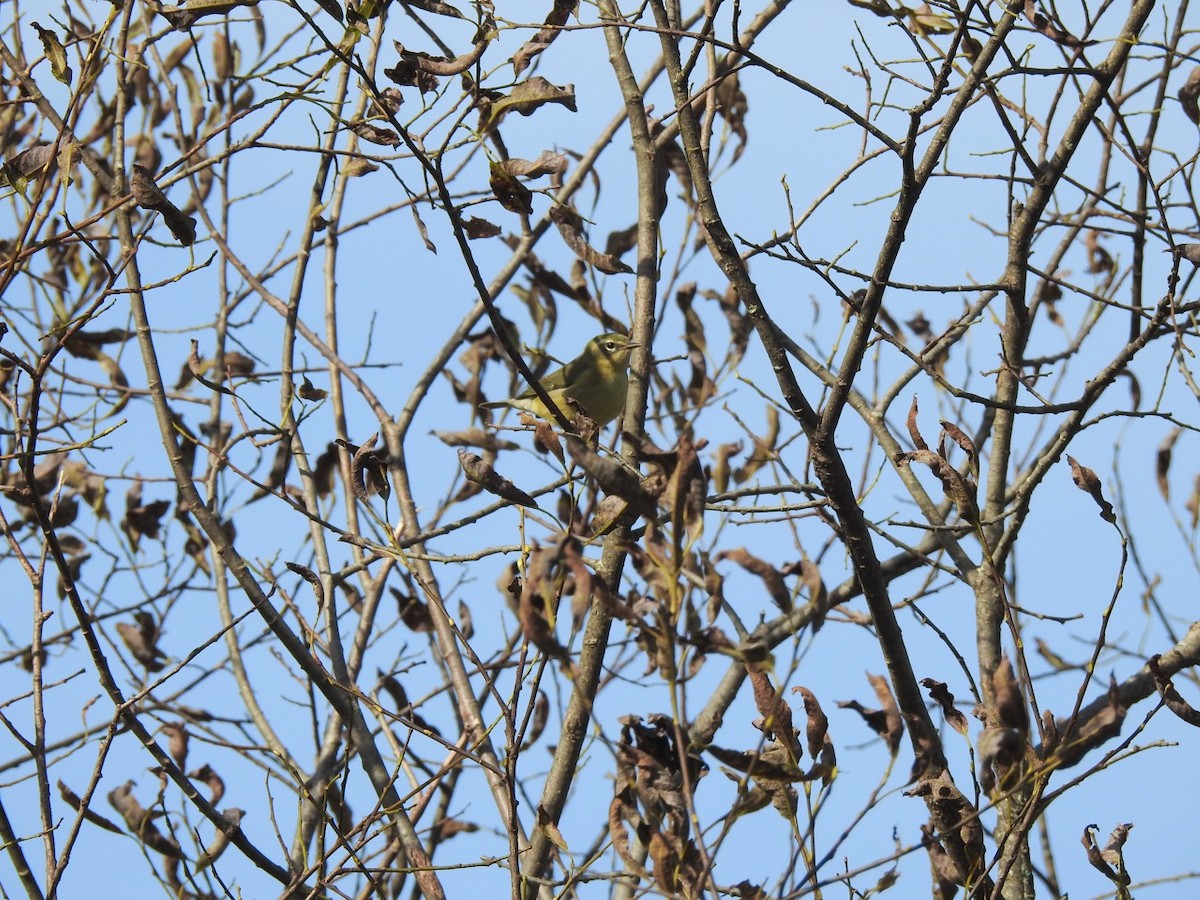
[{"left": 481, "top": 333, "right": 639, "bottom": 426}]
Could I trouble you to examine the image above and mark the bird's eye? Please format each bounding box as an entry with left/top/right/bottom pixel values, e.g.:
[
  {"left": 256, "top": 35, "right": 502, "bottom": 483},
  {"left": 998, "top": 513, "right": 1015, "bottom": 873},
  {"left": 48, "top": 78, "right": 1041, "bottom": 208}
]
[{"left": 605, "top": 341, "right": 618, "bottom": 351}]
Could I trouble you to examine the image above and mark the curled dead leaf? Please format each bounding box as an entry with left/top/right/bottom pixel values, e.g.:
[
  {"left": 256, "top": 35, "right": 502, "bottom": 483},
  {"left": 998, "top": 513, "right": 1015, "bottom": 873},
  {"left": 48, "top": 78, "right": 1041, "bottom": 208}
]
[
  {"left": 1081, "top": 823, "right": 1133, "bottom": 888},
  {"left": 512, "top": 0, "right": 576, "bottom": 74},
  {"left": 32, "top": 22, "right": 73, "bottom": 85},
  {"left": 487, "top": 76, "right": 576, "bottom": 127},
  {"left": 1157, "top": 428, "right": 1181, "bottom": 502},
  {"left": 1066, "top": 455, "right": 1116, "bottom": 524},
  {"left": 391, "top": 585, "right": 433, "bottom": 632},
  {"left": 920, "top": 678, "right": 969, "bottom": 736},
  {"left": 457, "top": 448, "right": 538, "bottom": 508},
  {"left": 895, "top": 448, "right": 979, "bottom": 524},
  {"left": 548, "top": 204, "right": 633, "bottom": 274},
  {"left": 716, "top": 547, "right": 790, "bottom": 611},
  {"left": 58, "top": 781, "right": 124, "bottom": 835},
  {"left": 488, "top": 161, "right": 534, "bottom": 215},
  {"left": 502, "top": 151, "right": 568, "bottom": 179},
  {"left": 1148, "top": 654, "right": 1200, "bottom": 728},
  {"left": 116, "top": 613, "right": 167, "bottom": 672},
  {"left": 839, "top": 673, "right": 903, "bottom": 756},
  {"left": 188, "top": 764, "right": 225, "bottom": 805},
  {"left": 108, "top": 782, "right": 181, "bottom": 858}
]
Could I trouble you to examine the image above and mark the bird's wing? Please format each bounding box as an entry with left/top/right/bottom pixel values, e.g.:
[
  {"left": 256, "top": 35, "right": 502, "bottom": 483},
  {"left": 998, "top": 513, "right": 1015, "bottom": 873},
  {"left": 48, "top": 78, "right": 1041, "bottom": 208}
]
[
  {"left": 513, "top": 360, "right": 570, "bottom": 400},
  {"left": 554, "top": 356, "right": 588, "bottom": 392}
]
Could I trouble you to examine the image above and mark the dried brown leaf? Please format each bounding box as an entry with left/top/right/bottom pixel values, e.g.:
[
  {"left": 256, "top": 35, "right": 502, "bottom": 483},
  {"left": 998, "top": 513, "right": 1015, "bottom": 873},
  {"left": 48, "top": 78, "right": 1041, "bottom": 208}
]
[
  {"left": 488, "top": 161, "right": 533, "bottom": 215},
  {"left": 1156, "top": 428, "right": 1181, "bottom": 502},
  {"left": 1081, "top": 823, "right": 1132, "bottom": 888},
  {"left": 1066, "top": 455, "right": 1116, "bottom": 523},
  {"left": 286, "top": 561, "right": 326, "bottom": 612},
  {"left": 733, "top": 406, "right": 778, "bottom": 484},
  {"left": 924, "top": 824, "right": 965, "bottom": 887},
  {"left": 938, "top": 419, "right": 977, "bottom": 477},
  {"left": 1149, "top": 654, "right": 1200, "bottom": 728},
  {"left": 991, "top": 657, "right": 1029, "bottom": 737},
  {"left": 432, "top": 817, "right": 479, "bottom": 840},
  {"left": 716, "top": 547, "right": 790, "bottom": 611},
  {"left": 906, "top": 395, "right": 927, "bottom": 450},
  {"left": 1120, "top": 369, "right": 1141, "bottom": 410},
  {"left": 590, "top": 493, "right": 630, "bottom": 537},
  {"left": 1023, "top": 0, "right": 1088, "bottom": 47},
  {"left": 58, "top": 781, "right": 125, "bottom": 834},
  {"left": 977, "top": 726, "right": 1023, "bottom": 795},
  {"left": 161, "top": 722, "right": 189, "bottom": 769},
  {"left": 522, "top": 690, "right": 549, "bottom": 749},
  {"left": 747, "top": 665, "right": 801, "bottom": 762},
  {"left": 195, "top": 808, "right": 244, "bottom": 870},
  {"left": 108, "top": 782, "right": 181, "bottom": 858},
  {"left": 536, "top": 805, "right": 568, "bottom": 850},
  {"left": 116, "top": 615, "right": 167, "bottom": 672},
  {"left": 488, "top": 77, "right": 576, "bottom": 125},
  {"left": 347, "top": 118, "right": 400, "bottom": 146},
  {"left": 1, "top": 143, "right": 56, "bottom": 189},
  {"left": 502, "top": 151, "right": 568, "bottom": 179},
  {"left": 605, "top": 223, "right": 638, "bottom": 259},
  {"left": 512, "top": 0, "right": 577, "bottom": 74},
  {"left": 907, "top": 3, "right": 955, "bottom": 34},
  {"left": 392, "top": 38, "right": 486, "bottom": 77},
  {"left": 1085, "top": 229, "right": 1114, "bottom": 274},
  {"left": 786, "top": 559, "right": 827, "bottom": 619},
  {"left": 518, "top": 543, "right": 570, "bottom": 664},
  {"left": 382, "top": 56, "right": 439, "bottom": 93},
  {"left": 463, "top": 216, "right": 501, "bottom": 239},
  {"left": 868, "top": 673, "right": 903, "bottom": 756},
  {"left": 391, "top": 586, "right": 433, "bottom": 633},
  {"left": 338, "top": 434, "right": 390, "bottom": 503},
  {"left": 297, "top": 375, "right": 327, "bottom": 401},
  {"left": 130, "top": 165, "right": 196, "bottom": 245},
  {"left": 457, "top": 599, "right": 473, "bottom": 640},
  {"left": 404, "top": 0, "right": 463, "bottom": 17},
  {"left": 188, "top": 764, "right": 225, "bottom": 806},
  {"left": 532, "top": 419, "right": 564, "bottom": 465},
  {"left": 710, "top": 441, "right": 742, "bottom": 495},
  {"left": 707, "top": 745, "right": 809, "bottom": 782},
  {"left": 458, "top": 448, "right": 538, "bottom": 508},
  {"left": 661, "top": 432, "right": 706, "bottom": 545},
  {"left": 314, "top": 0, "right": 343, "bottom": 22},
  {"left": 32, "top": 22, "right": 73, "bottom": 84},
  {"left": 791, "top": 686, "right": 829, "bottom": 759},
  {"left": 921, "top": 678, "right": 969, "bottom": 736},
  {"left": 895, "top": 448, "right": 979, "bottom": 524},
  {"left": 312, "top": 442, "right": 338, "bottom": 498},
  {"left": 713, "top": 71, "right": 748, "bottom": 161},
  {"left": 548, "top": 204, "right": 633, "bottom": 274}
]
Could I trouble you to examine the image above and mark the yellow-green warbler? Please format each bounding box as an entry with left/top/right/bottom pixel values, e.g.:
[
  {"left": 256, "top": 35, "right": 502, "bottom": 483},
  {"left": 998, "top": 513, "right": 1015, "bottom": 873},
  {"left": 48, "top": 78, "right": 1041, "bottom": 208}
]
[{"left": 481, "top": 333, "right": 639, "bottom": 426}]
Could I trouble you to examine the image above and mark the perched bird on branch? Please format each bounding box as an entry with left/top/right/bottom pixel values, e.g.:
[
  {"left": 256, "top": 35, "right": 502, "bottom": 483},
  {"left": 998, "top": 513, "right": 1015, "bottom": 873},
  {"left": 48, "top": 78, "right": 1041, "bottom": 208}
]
[{"left": 481, "top": 333, "right": 638, "bottom": 426}]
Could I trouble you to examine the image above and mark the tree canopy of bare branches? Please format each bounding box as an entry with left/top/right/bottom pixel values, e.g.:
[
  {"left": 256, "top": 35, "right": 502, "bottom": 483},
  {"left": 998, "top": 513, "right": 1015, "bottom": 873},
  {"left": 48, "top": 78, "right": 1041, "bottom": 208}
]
[{"left": 3, "top": 1, "right": 1200, "bottom": 898}]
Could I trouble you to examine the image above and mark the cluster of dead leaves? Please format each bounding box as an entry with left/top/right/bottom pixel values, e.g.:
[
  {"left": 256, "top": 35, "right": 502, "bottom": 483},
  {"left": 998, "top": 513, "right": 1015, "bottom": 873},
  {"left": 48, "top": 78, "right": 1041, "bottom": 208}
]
[
  {"left": 895, "top": 398, "right": 979, "bottom": 525},
  {"left": 60, "top": 721, "right": 245, "bottom": 897},
  {"left": 708, "top": 669, "right": 836, "bottom": 827},
  {"left": 504, "top": 534, "right": 612, "bottom": 667},
  {"left": 610, "top": 714, "right": 709, "bottom": 897}
]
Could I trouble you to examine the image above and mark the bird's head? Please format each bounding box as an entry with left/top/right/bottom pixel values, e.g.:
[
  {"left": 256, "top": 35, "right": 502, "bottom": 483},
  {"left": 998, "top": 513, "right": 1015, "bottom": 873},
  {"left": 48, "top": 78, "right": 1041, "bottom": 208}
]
[{"left": 586, "top": 333, "right": 639, "bottom": 372}]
